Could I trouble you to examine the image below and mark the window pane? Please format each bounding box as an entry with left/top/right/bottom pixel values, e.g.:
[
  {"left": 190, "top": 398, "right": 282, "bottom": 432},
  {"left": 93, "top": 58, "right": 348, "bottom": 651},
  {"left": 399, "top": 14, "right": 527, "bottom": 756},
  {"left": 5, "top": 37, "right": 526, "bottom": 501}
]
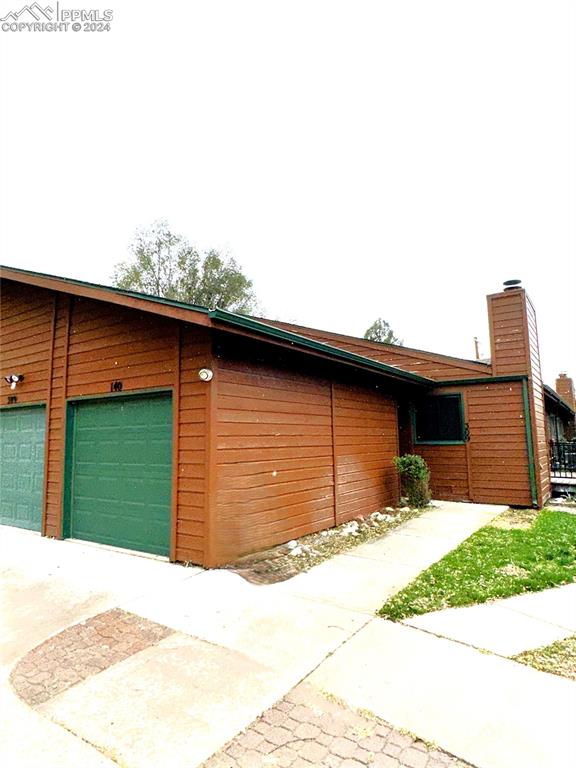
[{"left": 415, "top": 396, "right": 463, "bottom": 442}]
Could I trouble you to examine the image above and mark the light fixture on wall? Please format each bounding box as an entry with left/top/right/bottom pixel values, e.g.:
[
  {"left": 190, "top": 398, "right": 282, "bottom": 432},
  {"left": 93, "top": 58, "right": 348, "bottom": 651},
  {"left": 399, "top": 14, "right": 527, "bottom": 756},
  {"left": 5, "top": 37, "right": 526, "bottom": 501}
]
[
  {"left": 198, "top": 368, "right": 213, "bottom": 382},
  {"left": 4, "top": 374, "right": 24, "bottom": 390}
]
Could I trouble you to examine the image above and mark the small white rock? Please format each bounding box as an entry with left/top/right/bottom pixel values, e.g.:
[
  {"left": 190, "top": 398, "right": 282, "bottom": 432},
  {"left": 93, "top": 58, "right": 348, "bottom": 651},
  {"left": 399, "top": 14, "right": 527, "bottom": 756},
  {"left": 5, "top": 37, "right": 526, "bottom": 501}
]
[
  {"left": 286, "top": 540, "right": 298, "bottom": 550},
  {"left": 290, "top": 546, "right": 303, "bottom": 556}
]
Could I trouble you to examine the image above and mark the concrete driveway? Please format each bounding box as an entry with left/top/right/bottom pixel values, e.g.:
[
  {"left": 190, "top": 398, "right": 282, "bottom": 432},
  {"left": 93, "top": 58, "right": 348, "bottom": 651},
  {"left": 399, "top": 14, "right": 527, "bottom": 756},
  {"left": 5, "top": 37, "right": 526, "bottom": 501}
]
[
  {"left": 1, "top": 501, "right": 509, "bottom": 767},
  {"left": 0, "top": 527, "right": 198, "bottom": 767},
  {"left": 1, "top": 527, "right": 371, "bottom": 767}
]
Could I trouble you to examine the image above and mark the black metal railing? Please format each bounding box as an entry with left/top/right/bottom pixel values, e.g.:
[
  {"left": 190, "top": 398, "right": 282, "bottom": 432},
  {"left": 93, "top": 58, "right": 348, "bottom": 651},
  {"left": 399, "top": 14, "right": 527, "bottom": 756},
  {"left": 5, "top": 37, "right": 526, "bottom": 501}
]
[{"left": 550, "top": 440, "right": 576, "bottom": 477}]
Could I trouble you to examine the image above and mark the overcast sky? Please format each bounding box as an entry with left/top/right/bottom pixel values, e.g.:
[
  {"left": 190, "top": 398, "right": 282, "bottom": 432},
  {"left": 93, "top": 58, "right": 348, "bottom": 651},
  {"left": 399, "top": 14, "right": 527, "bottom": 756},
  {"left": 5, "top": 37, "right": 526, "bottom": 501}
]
[{"left": 1, "top": 1, "right": 574, "bottom": 386}]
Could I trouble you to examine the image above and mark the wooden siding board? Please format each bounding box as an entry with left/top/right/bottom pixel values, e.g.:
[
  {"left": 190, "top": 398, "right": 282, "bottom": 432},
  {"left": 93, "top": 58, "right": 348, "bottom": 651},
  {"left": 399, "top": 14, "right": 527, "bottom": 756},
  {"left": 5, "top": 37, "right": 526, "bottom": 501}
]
[
  {"left": 332, "top": 383, "right": 398, "bottom": 526},
  {"left": 211, "top": 346, "right": 401, "bottom": 564},
  {"left": 257, "top": 319, "right": 492, "bottom": 381},
  {"left": 0, "top": 282, "right": 53, "bottom": 404},
  {"left": 169, "top": 325, "right": 181, "bottom": 562},
  {"left": 212, "top": 355, "right": 336, "bottom": 563},
  {"left": 1, "top": 282, "right": 211, "bottom": 561},
  {"left": 45, "top": 294, "right": 71, "bottom": 536},
  {"left": 176, "top": 325, "right": 211, "bottom": 564},
  {"left": 417, "top": 380, "right": 532, "bottom": 506}
]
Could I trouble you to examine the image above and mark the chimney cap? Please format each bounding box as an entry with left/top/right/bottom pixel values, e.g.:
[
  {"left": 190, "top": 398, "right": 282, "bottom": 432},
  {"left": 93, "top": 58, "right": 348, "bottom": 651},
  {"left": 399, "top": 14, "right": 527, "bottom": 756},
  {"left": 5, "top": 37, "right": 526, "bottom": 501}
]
[{"left": 503, "top": 279, "right": 522, "bottom": 291}]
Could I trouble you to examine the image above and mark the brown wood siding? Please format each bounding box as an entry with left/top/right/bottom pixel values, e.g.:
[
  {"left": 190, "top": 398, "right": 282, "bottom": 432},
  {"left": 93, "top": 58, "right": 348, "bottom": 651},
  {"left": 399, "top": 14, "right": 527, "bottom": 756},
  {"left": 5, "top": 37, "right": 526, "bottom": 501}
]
[
  {"left": 488, "top": 289, "right": 550, "bottom": 505},
  {"left": 1, "top": 281, "right": 210, "bottom": 560},
  {"left": 66, "top": 297, "right": 177, "bottom": 397},
  {"left": 414, "top": 381, "right": 532, "bottom": 506},
  {"left": 466, "top": 381, "right": 532, "bottom": 506},
  {"left": 176, "top": 325, "right": 211, "bottom": 563},
  {"left": 212, "top": 357, "right": 336, "bottom": 563},
  {"left": 333, "top": 383, "right": 399, "bottom": 523},
  {"left": 210, "top": 341, "right": 402, "bottom": 565},
  {"left": 525, "top": 297, "right": 550, "bottom": 504},
  {"left": 416, "top": 444, "right": 470, "bottom": 501},
  {"left": 0, "top": 280, "right": 53, "bottom": 404},
  {"left": 44, "top": 295, "right": 71, "bottom": 536},
  {"left": 259, "top": 319, "right": 493, "bottom": 381},
  {"left": 488, "top": 291, "right": 529, "bottom": 377}
]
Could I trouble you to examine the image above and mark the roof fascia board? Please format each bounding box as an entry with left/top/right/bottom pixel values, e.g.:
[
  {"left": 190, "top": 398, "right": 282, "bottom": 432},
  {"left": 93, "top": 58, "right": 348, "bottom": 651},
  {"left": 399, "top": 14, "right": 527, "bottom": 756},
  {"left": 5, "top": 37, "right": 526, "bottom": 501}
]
[
  {"left": 0, "top": 267, "right": 212, "bottom": 327},
  {"left": 543, "top": 385, "right": 575, "bottom": 417},
  {"left": 434, "top": 375, "right": 529, "bottom": 387},
  {"left": 210, "top": 309, "right": 433, "bottom": 387},
  {"left": 256, "top": 317, "right": 493, "bottom": 375}
]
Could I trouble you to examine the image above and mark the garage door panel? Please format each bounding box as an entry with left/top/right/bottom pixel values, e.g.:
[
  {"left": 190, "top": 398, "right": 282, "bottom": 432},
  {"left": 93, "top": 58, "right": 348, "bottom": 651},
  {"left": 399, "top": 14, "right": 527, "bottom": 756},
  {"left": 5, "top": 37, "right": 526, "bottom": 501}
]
[
  {"left": 69, "top": 395, "right": 172, "bottom": 556},
  {"left": 0, "top": 406, "right": 46, "bottom": 531},
  {"left": 73, "top": 474, "right": 170, "bottom": 505}
]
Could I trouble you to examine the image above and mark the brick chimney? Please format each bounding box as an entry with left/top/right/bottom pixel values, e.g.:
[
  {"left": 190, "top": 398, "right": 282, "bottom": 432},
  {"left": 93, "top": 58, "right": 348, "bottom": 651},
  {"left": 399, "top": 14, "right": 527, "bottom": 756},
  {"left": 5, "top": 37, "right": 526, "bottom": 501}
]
[
  {"left": 556, "top": 373, "right": 575, "bottom": 411},
  {"left": 487, "top": 280, "right": 549, "bottom": 506}
]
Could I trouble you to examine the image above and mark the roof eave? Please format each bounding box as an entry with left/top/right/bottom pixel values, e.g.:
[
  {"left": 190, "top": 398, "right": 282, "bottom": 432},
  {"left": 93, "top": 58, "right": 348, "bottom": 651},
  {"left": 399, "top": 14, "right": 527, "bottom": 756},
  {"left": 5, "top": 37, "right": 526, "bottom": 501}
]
[
  {"left": 544, "top": 384, "right": 575, "bottom": 418},
  {"left": 0, "top": 265, "right": 212, "bottom": 327},
  {"left": 210, "top": 309, "right": 433, "bottom": 387}
]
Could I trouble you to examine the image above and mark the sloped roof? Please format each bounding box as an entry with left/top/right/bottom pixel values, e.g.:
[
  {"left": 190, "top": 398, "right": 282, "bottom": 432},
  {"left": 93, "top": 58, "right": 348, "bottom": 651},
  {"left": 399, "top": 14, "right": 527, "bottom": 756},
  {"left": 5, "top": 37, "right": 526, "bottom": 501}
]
[
  {"left": 0, "top": 265, "right": 433, "bottom": 388},
  {"left": 252, "top": 316, "right": 492, "bottom": 379},
  {"left": 544, "top": 384, "right": 575, "bottom": 418}
]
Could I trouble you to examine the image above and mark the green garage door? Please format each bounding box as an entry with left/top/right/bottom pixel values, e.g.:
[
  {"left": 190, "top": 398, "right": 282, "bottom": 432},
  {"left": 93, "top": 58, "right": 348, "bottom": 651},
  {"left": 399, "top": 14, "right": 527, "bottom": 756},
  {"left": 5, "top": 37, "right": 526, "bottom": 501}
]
[
  {"left": 68, "top": 394, "right": 172, "bottom": 556},
  {"left": 0, "top": 406, "right": 46, "bottom": 531}
]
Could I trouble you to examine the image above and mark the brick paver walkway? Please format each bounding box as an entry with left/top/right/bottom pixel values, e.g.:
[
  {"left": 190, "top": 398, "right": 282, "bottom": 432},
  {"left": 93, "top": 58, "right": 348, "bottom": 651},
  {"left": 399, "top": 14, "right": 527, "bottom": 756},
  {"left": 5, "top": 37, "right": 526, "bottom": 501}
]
[
  {"left": 202, "top": 683, "right": 472, "bottom": 768},
  {"left": 10, "top": 608, "right": 172, "bottom": 706}
]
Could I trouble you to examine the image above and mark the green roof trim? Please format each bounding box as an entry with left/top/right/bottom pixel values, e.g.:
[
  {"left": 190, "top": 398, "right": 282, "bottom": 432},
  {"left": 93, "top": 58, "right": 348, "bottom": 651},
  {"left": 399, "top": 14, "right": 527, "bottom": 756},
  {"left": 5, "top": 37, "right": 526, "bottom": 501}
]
[
  {"left": 209, "top": 309, "right": 433, "bottom": 386},
  {"left": 434, "top": 375, "right": 529, "bottom": 387}
]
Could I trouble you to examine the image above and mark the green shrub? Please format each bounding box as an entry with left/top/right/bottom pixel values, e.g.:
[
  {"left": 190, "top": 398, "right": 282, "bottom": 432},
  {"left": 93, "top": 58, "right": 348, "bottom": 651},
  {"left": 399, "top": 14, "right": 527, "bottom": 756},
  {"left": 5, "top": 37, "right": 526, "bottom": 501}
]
[{"left": 394, "top": 454, "right": 431, "bottom": 508}]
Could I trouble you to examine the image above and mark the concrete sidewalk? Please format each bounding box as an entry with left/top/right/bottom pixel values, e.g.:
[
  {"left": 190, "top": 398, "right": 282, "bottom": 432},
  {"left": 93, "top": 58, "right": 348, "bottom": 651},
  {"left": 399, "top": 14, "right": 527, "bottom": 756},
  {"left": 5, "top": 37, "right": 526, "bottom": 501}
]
[
  {"left": 273, "top": 500, "right": 505, "bottom": 613},
  {"left": 404, "top": 583, "right": 576, "bottom": 656},
  {"left": 308, "top": 619, "right": 576, "bottom": 768},
  {"left": 2, "top": 500, "right": 505, "bottom": 768}
]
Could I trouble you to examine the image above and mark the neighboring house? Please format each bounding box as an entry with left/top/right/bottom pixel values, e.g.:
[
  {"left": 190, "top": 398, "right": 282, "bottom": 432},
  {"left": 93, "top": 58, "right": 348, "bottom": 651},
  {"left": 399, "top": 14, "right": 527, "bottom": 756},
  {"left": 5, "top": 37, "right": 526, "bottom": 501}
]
[
  {"left": 0, "top": 266, "right": 569, "bottom": 566},
  {"left": 545, "top": 375, "right": 576, "bottom": 442}
]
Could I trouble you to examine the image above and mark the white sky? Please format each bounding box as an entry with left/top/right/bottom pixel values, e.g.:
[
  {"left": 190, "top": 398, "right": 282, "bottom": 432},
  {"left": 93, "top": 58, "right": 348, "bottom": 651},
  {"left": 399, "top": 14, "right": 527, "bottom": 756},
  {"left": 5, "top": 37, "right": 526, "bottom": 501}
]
[{"left": 1, "top": 1, "right": 574, "bottom": 386}]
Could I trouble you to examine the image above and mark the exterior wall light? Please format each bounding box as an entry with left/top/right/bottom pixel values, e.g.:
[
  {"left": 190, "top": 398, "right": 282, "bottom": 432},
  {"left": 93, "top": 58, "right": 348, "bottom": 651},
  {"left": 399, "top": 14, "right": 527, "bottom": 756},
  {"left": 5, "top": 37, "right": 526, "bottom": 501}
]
[
  {"left": 4, "top": 374, "right": 24, "bottom": 390},
  {"left": 198, "top": 368, "right": 213, "bottom": 382}
]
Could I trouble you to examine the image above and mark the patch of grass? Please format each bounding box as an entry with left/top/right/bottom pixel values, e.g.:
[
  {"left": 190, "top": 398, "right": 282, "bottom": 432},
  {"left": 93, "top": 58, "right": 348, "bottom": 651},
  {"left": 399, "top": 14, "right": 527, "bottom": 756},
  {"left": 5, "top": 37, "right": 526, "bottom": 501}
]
[
  {"left": 513, "top": 636, "right": 576, "bottom": 680},
  {"left": 378, "top": 509, "right": 576, "bottom": 621}
]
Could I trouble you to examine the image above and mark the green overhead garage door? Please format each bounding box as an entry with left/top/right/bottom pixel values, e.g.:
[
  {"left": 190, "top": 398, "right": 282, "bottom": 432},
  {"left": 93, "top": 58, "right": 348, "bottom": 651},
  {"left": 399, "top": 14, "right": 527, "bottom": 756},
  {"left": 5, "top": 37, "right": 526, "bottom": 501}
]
[
  {"left": 68, "top": 394, "right": 172, "bottom": 556},
  {"left": 0, "top": 406, "right": 46, "bottom": 531}
]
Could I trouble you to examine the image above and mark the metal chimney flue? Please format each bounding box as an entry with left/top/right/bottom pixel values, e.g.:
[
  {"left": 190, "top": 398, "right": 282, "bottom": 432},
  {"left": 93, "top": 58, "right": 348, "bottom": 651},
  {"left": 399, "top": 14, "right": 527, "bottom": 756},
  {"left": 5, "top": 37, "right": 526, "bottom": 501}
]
[{"left": 503, "top": 279, "right": 522, "bottom": 291}]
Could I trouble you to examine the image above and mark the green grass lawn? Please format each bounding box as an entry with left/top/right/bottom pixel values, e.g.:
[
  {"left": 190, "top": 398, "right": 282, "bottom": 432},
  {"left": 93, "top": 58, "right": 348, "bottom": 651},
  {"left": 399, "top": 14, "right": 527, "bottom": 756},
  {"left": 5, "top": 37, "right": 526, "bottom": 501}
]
[
  {"left": 513, "top": 636, "right": 576, "bottom": 681},
  {"left": 378, "top": 509, "right": 576, "bottom": 621}
]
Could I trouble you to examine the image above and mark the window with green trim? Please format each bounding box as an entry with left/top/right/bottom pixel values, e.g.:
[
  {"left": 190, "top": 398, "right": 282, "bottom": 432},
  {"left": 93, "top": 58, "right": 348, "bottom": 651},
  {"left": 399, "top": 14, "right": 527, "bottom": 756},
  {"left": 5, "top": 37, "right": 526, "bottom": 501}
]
[{"left": 412, "top": 394, "right": 465, "bottom": 444}]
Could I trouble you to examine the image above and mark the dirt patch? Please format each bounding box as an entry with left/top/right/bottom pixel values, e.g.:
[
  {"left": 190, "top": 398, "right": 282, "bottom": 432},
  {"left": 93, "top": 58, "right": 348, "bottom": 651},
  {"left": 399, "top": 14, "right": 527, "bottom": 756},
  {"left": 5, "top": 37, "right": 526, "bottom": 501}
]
[
  {"left": 226, "top": 504, "right": 427, "bottom": 584},
  {"left": 514, "top": 636, "right": 576, "bottom": 681},
  {"left": 496, "top": 563, "right": 530, "bottom": 578},
  {"left": 489, "top": 507, "right": 540, "bottom": 530}
]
